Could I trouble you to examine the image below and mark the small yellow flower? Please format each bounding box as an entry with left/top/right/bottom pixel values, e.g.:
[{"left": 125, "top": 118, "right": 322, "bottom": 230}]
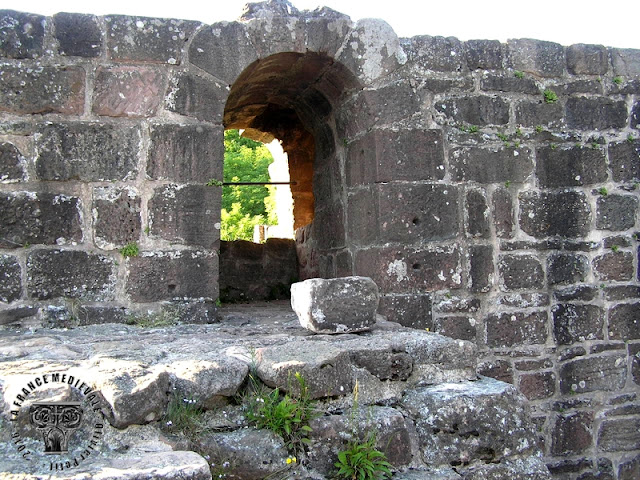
[{"left": 286, "top": 456, "right": 297, "bottom": 464}]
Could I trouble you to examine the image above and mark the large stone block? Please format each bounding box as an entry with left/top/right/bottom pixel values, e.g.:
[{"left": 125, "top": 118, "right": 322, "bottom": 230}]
[
  {"left": 403, "top": 35, "right": 465, "bottom": 72},
  {"left": 435, "top": 95, "right": 509, "bottom": 126},
  {"left": 609, "top": 140, "right": 640, "bottom": 182},
  {"left": 465, "top": 39, "right": 504, "bottom": 70},
  {"left": 486, "top": 311, "right": 548, "bottom": 347},
  {"left": 291, "top": 276, "right": 379, "bottom": 334},
  {"left": 466, "top": 189, "right": 490, "bottom": 238},
  {"left": 0, "top": 192, "right": 82, "bottom": 248},
  {"left": 514, "top": 100, "right": 564, "bottom": 128},
  {"left": 106, "top": 15, "right": 199, "bottom": 64},
  {"left": 93, "top": 187, "right": 141, "bottom": 249},
  {"left": 147, "top": 123, "right": 222, "bottom": 182},
  {"left": 618, "top": 454, "right": 640, "bottom": 480},
  {"left": 481, "top": 73, "right": 540, "bottom": 94},
  {"left": 598, "top": 418, "right": 640, "bottom": 452},
  {"left": 347, "top": 188, "right": 378, "bottom": 245},
  {"left": 566, "top": 97, "right": 628, "bottom": 130},
  {"left": 35, "top": 122, "right": 140, "bottom": 181},
  {"left": 492, "top": 187, "right": 514, "bottom": 238},
  {"left": 166, "top": 72, "right": 227, "bottom": 123},
  {"left": 378, "top": 293, "right": 433, "bottom": 329},
  {"left": 126, "top": 250, "right": 218, "bottom": 302},
  {"left": 552, "top": 412, "right": 594, "bottom": 455},
  {"left": 0, "top": 142, "right": 25, "bottom": 182},
  {"left": 469, "top": 244, "right": 493, "bottom": 293},
  {"left": 53, "top": 12, "right": 102, "bottom": 57},
  {"left": 27, "top": 249, "right": 115, "bottom": 300},
  {"left": 553, "top": 304, "right": 604, "bottom": 345},
  {"left": 596, "top": 195, "right": 637, "bottom": 231},
  {"left": 519, "top": 371, "right": 556, "bottom": 400},
  {"left": 536, "top": 145, "right": 607, "bottom": 187},
  {"left": 508, "top": 38, "right": 565, "bottom": 77},
  {"left": 547, "top": 252, "right": 589, "bottom": 285},
  {"left": 631, "top": 343, "right": 640, "bottom": 386},
  {"left": 566, "top": 44, "right": 609, "bottom": 75},
  {"left": 632, "top": 102, "right": 640, "bottom": 129},
  {"left": 148, "top": 185, "right": 220, "bottom": 249},
  {"left": 498, "top": 254, "right": 544, "bottom": 290},
  {"left": 0, "top": 65, "right": 84, "bottom": 115},
  {"left": 519, "top": 191, "right": 591, "bottom": 238},
  {"left": 435, "top": 316, "right": 476, "bottom": 341},
  {"left": 92, "top": 66, "right": 166, "bottom": 117},
  {"left": 559, "top": 355, "right": 627, "bottom": 394},
  {"left": 0, "top": 254, "right": 21, "bottom": 303},
  {"left": 449, "top": 145, "right": 533, "bottom": 183},
  {"left": 0, "top": 10, "right": 45, "bottom": 58},
  {"left": 610, "top": 48, "right": 640, "bottom": 76},
  {"left": 608, "top": 303, "right": 640, "bottom": 340},
  {"left": 594, "top": 252, "right": 634, "bottom": 281}
]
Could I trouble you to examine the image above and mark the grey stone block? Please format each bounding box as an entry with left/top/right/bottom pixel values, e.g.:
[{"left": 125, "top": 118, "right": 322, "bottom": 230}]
[
  {"left": 53, "top": 12, "right": 102, "bottom": 57},
  {"left": 559, "top": 355, "right": 627, "bottom": 394},
  {"left": 566, "top": 97, "right": 628, "bottom": 130},
  {"left": 508, "top": 38, "right": 565, "bottom": 77},
  {"left": 0, "top": 10, "right": 45, "bottom": 58},
  {"left": 498, "top": 254, "right": 544, "bottom": 290},
  {"left": 553, "top": 304, "right": 604, "bottom": 345},
  {"left": 519, "top": 191, "right": 591, "bottom": 238},
  {"left": 486, "top": 311, "right": 548, "bottom": 347},
  {"left": 597, "top": 195, "right": 638, "bottom": 230},
  {"left": 93, "top": 187, "right": 141, "bottom": 248},
  {"left": 536, "top": 145, "right": 607, "bottom": 187},
  {"left": 547, "top": 252, "right": 589, "bottom": 285},
  {"left": 566, "top": 44, "right": 609, "bottom": 75},
  {"left": 609, "top": 140, "right": 640, "bottom": 182},
  {"left": 465, "top": 39, "right": 504, "bottom": 70},
  {"left": 450, "top": 145, "right": 533, "bottom": 183},
  {"left": 166, "top": 72, "right": 227, "bottom": 123},
  {"left": 435, "top": 95, "right": 509, "bottom": 126},
  {"left": 0, "top": 142, "right": 25, "bottom": 181},
  {"left": 0, "top": 254, "right": 21, "bottom": 302}
]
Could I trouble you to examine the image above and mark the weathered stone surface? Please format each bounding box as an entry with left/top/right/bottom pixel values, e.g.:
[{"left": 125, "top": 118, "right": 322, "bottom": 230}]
[
  {"left": 0, "top": 10, "right": 45, "bottom": 58},
  {"left": 449, "top": 146, "right": 533, "bottom": 183},
  {"left": 492, "top": 187, "right": 514, "bottom": 238},
  {"left": 519, "top": 371, "right": 556, "bottom": 400},
  {"left": 0, "top": 305, "right": 37, "bottom": 325},
  {"left": 0, "top": 192, "right": 82, "bottom": 248},
  {"left": 465, "top": 39, "right": 504, "bottom": 70},
  {"left": 567, "top": 44, "right": 609, "bottom": 75},
  {"left": 462, "top": 458, "right": 551, "bottom": 479},
  {"left": 481, "top": 73, "right": 540, "bottom": 94},
  {"left": 106, "top": 16, "right": 199, "bottom": 64},
  {"left": 619, "top": 454, "right": 640, "bottom": 480},
  {"left": 435, "top": 95, "right": 509, "bottom": 125},
  {"left": 466, "top": 189, "right": 490, "bottom": 238},
  {"left": 35, "top": 122, "right": 140, "bottom": 181},
  {"left": 0, "top": 254, "right": 21, "bottom": 303},
  {"left": 519, "top": 191, "right": 591, "bottom": 238},
  {"left": 148, "top": 184, "right": 220, "bottom": 248},
  {"left": 377, "top": 294, "right": 432, "bottom": 329},
  {"left": 420, "top": 76, "right": 474, "bottom": 94},
  {"left": 477, "top": 359, "right": 513, "bottom": 383},
  {"left": 402, "top": 377, "right": 540, "bottom": 466},
  {"left": 403, "top": 35, "right": 465, "bottom": 72},
  {"left": 166, "top": 72, "right": 227, "bottom": 123},
  {"left": 126, "top": 250, "right": 218, "bottom": 302},
  {"left": 632, "top": 102, "right": 640, "bottom": 129},
  {"left": 469, "top": 245, "right": 493, "bottom": 293},
  {"left": 566, "top": 97, "right": 628, "bottom": 130},
  {"left": 596, "top": 195, "right": 637, "bottom": 231},
  {"left": 498, "top": 254, "right": 544, "bottom": 290},
  {"left": 498, "top": 293, "right": 549, "bottom": 308},
  {"left": 556, "top": 78, "right": 603, "bottom": 95},
  {"left": 486, "top": 311, "right": 548, "bottom": 347},
  {"left": 608, "top": 303, "right": 640, "bottom": 340},
  {"left": 559, "top": 355, "right": 627, "bottom": 394},
  {"left": 435, "top": 316, "right": 476, "bottom": 341},
  {"left": 552, "top": 411, "right": 594, "bottom": 455},
  {"left": 609, "top": 140, "right": 640, "bottom": 182},
  {"left": 53, "top": 12, "right": 102, "bottom": 57},
  {"left": 93, "top": 187, "right": 141, "bottom": 249},
  {"left": 552, "top": 304, "right": 604, "bottom": 344},
  {"left": 548, "top": 253, "right": 589, "bottom": 285},
  {"left": 393, "top": 469, "right": 463, "bottom": 480},
  {"left": 291, "top": 276, "right": 379, "bottom": 334},
  {"left": 598, "top": 418, "right": 640, "bottom": 452},
  {"left": 604, "top": 285, "right": 640, "bottom": 301},
  {"left": 610, "top": 48, "right": 640, "bottom": 76},
  {"left": 0, "top": 142, "right": 24, "bottom": 182},
  {"left": 536, "top": 145, "right": 607, "bottom": 187},
  {"left": 514, "top": 100, "right": 564, "bottom": 128},
  {"left": 594, "top": 252, "right": 634, "bottom": 281},
  {"left": 27, "top": 249, "right": 115, "bottom": 301},
  {"left": 93, "top": 66, "right": 166, "bottom": 117},
  {"left": 0, "top": 65, "right": 85, "bottom": 115},
  {"left": 508, "top": 38, "right": 565, "bottom": 77}
]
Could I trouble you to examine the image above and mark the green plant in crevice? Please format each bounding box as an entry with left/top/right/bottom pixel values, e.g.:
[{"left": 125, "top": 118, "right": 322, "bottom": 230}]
[
  {"left": 598, "top": 187, "right": 608, "bottom": 196},
  {"left": 496, "top": 132, "right": 509, "bottom": 142},
  {"left": 611, "top": 245, "right": 620, "bottom": 253},
  {"left": 535, "top": 125, "right": 544, "bottom": 133},
  {"left": 628, "top": 134, "right": 635, "bottom": 143},
  {"left": 161, "top": 393, "right": 206, "bottom": 437},
  {"left": 119, "top": 242, "right": 139, "bottom": 258},
  {"left": 514, "top": 70, "right": 525, "bottom": 79},
  {"left": 550, "top": 143, "right": 558, "bottom": 150},
  {"left": 613, "top": 76, "right": 623, "bottom": 85},
  {"left": 206, "top": 178, "right": 224, "bottom": 187},
  {"left": 543, "top": 89, "right": 558, "bottom": 104}
]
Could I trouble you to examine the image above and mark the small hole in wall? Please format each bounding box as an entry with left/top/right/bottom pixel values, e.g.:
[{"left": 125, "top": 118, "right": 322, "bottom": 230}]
[
  {"left": 412, "top": 217, "right": 420, "bottom": 225},
  {"left": 413, "top": 263, "right": 421, "bottom": 270},
  {"left": 167, "top": 284, "right": 176, "bottom": 292}
]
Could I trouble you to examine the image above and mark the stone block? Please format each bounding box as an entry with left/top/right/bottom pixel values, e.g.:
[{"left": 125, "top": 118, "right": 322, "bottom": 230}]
[
  {"left": 147, "top": 123, "right": 222, "bottom": 182},
  {"left": 0, "top": 65, "right": 84, "bottom": 115},
  {"left": 0, "top": 192, "right": 82, "bottom": 248},
  {"left": 346, "top": 129, "right": 445, "bottom": 186},
  {"left": 435, "top": 316, "right": 476, "bottom": 341},
  {"left": 609, "top": 140, "right": 640, "bottom": 182},
  {"left": 126, "top": 250, "right": 218, "bottom": 302},
  {"left": 148, "top": 185, "right": 220, "bottom": 249},
  {"left": 53, "top": 12, "right": 102, "bottom": 57},
  {"left": 377, "top": 184, "right": 458, "bottom": 243},
  {"left": 608, "top": 303, "right": 640, "bottom": 340},
  {"left": 631, "top": 343, "right": 640, "bottom": 386},
  {"left": 0, "top": 142, "right": 25, "bottom": 182},
  {"left": 566, "top": 97, "right": 628, "bottom": 130},
  {"left": 556, "top": 79, "right": 603, "bottom": 95},
  {"left": 291, "top": 276, "right": 379, "bottom": 334},
  {"left": 477, "top": 359, "right": 513, "bottom": 383},
  {"left": 402, "top": 35, "right": 466, "bottom": 72},
  {"left": 519, "top": 191, "right": 591, "bottom": 238},
  {"left": 481, "top": 73, "right": 540, "bottom": 94},
  {"left": 93, "top": 187, "right": 141, "bottom": 249},
  {"left": 632, "top": 102, "right": 639, "bottom": 129},
  {"left": 420, "top": 76, "right": 474, "bottom": 93},
  {"left": 35, "top": 122, "right": 140, "bottom": 181},
  {"left": 486, "top": 311, "right": 548, "bottom": 347},
  {"left": 0, "top": 305, "right": 37, "bottom": 325},
  {"left": 498, "top": 254, "right": 544, "bottom": 290},
  {"left": 536, "top": 145, "right": 607, "bottom": 187},
  {"left": 449, "top": 145, "right": 533, "bottom": 183},
  {"left": 498, "top": 293, "right": 549, "bottom": 308},
  {"left": 619, "top": 454, "right": 640, "bottom": 480},
  {"left": 434, "top": 296, "right": 481, "bottom": 314},
  {"left": 312, "top": 201, "right": 346, "bottom": 250},
  {"left": 0, "top": 254, "right": 21, "bottom": 302},
  {"left": 354, "top": 245, "right": 462, "bottom": 294},
  {"left": 166, "top": 72, "right": 226, "bottom": 123},
  {"left": 466, "top": 189, "right": 490, "bottom": 238},
  {"left": 514, "top": 100, "right": 564, "bottom": 128},
  {"left": 597, "top": 195, "right": 637, "bottom": 231},
  {"left": 566, "top": 44, "right": 609, "bottom": 75},
  {"left": 469, "top": 244, "right": 493, "bottom": 293},
  {"left": 598, "top": 418, "right": 640, "bottom": 452},
  {"left": 508, "top": 38, "right": 565, "bottom": 77},
  {"left": 92, "top": 66, "right": 166, "bottom": 117},
  {"left": 106, "top": 15, "right": 199, "bottom": 64},
  {"left": 26, "top": 249, "right": 115, "bottom": 301},
  {"left": 552, "top": 304, "right": 605, "bottom": 345},
  {"left": 0, "top": 10, "right": 45, "bottom": 58},
  {"left": 462, "top": 458, "right": 551, "bottom": 480},
  {"left": 547, "top": 252, "right": 589, "bottom": 285},
  {"left": 300, "top": 10, "right": 353, "bottom": 57},
  {"left": 519, "top": 371, "right": 556, "bottom": 400},
  {"left": 605, "top": 286, "right": 640, "bottom": 301},
  {"left": 594, "top": 252, "right": 634, "bottom": 281},
  {"left": 552, "top": 412, "right": 594, "bottom": 455},
  {"left": 435, "top": 95, "right": 509, "bottom": 126},
  {"left": 465, "top": 39, "right": 504, "bottom": 70},
  {"left": 610, "top": 48, "right": 640, "bottom": 76},
  {"left": 492, "top": 187, "right": 514, "bottom": 238},
  {"left": 559, "top": 355, "right": 627, "bottom": 394},
  {"left": 377, "top": 294, "right": 432, "bottom": 329},
  {"left": 189, "top": 22, "right": 258, "bottom": 85},
  {"left": 347, "top": 188, "right": 378, "bottom": 245}
]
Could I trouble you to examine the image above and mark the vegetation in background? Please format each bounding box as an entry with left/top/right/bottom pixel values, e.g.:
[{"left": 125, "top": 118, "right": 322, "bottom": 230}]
[{"left": 119, "top": 242, "right": 139, "bottom": 257}]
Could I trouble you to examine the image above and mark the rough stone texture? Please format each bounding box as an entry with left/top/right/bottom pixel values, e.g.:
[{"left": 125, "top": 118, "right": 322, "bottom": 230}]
[
  {"left": 552, "top": 304, "right": 605, "bottom": 344},
  {"left": 519, "top": 371, "right": 556, "bottom": 400},
  {"left": 93, "top": 66, "right": 166, "bottom": 117},
  {"left": 166, "top": 72, "right": 227, "bottom": 123},
  {"left": 0, "top": 254, "right": 21, "bottom": 303},
  {"left": 492, "top": 187, "right": 514, "bottom": 238},
  {"left": 469, "top": 245, "right": 493, "bottom": 293},
  {"left": 403, "top": 35, "right": 465, "bottom": 72},
  {"left": 486, "top": 311, "right": 548, "bottom": 347},
  {"left": 53, "top": 12, "right": 103, "bottom": 57},
  {"left": 559, "top": 355, "right": 627, "bottom": 394},
  {"left": 377, "top": 294, "right": 432, "bottom": 329},
  {"left": 481, "top": 73, "right": 540, "bottom": 94},
  {"left": 291, "top": 276, "right": 379, "bottom": 334},
  {"left": 0, "top": 142, "right": 24, "bottom": 182},
  {"left": 35, "top": 122, "right": 140, "bottom": 181},
  {"left": 610, "top": 48, "right": 640, "bottom": 76},
  {"left": 0, "top": 305, "right": 37, "bottom": 325},
  {"left": 0, "top": 10, "right": 45, "bottom": 59},
  {"left": 515, "top": 101, "right": 564, "bottom": 128},
  {"left": 519, "top": 191, "right": 591, "bottom": 238},
  {"left": 477, "top": 359, "right": 513, "bottom": 383},
  {"left": 593, "top": 251, "right": 634, "bottom": 281},
  {"left": 619, "top": 454, "right": 640, "bottom": 480},
  {"left": 548, "top": 253, "right": 589, "bottom": 285},
  {"left": 552, "top": 411, "right": 594, "bottom": 455},
  {"left": 93, "top": 187, "right": 141, "bottom": 249},
  {"left": 598, "top": 417, "right": 640, "bottom": 452},
  {"left": 566, "top": 44, "right": 609, "bottom": 75},
  {"left": 498, "top": 254, "right": 544, "bottom": 290},
  {"left": 536, "top": 145, "right": 607, "bottom": 187},
  {"left": 608, "top": 303, "right": 640, "bottom": 340},
  {"left": 450, "top": 146, "right": 533, "bottom": 183},
  {"left": 565, "top": 97, "right": 628, "bottom": 130},
  {"left": 435, "top": 95, "right": 510, "bottom": 125},
  {"left": 0, "top": 192, "right": 82, "bottom": 248},
  {"left": 508, "top": 39, "right": 565, "bottom": 77},
  {"left": 596, "top": 195, "right": 638, "bottom": 231},
  {"left": 609, "top": 140, "right": 640, "bottom": 182},
  {"left": 465, "top": 39, "right": 504, "bottom": 70},
  {"left": 0, "top": 65, "right": 85, "bottom": 115},
  {"left": 435, "top": 316, "right": 476, "bottom": 341},
  {"left": 466, "top": 189, "right": 490, "bottom": 238}
]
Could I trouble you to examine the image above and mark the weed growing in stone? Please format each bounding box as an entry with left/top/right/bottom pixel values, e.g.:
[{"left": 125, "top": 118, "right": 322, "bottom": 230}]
[
  {"left": 611, "top": 245, "right": 620, "bottom": 253},
  {"left": 550, "top": 143, "right": 558, "bottom": 150},
  {"left": 119, "top": 242, "right": 139, "bottom": 257},
  {"left": 613, "top": 76, "right": 623, "bottom": 85},
  {"left": 144, "top": 226, "right": 151, "bottom": 235},
  {"left": 628, "top": 134, "right": 635, "bottom": 143},
  {"left": 206, "top": 179, "right": 224, "bottom": 187},
  {"left": 598, "top": 187, "right": 608, "bottom": 196},
  {"left": 126, "top": 309, "right": 178, "bottom": 327},
  {"left": 543, "top": 89, "right": 558, "bottom": 104},
  {"left": 591, "top": 141, "right": 600, "bottom": 150},
  {"left": 535, "top": 125, "right": 544, "bottom": 133},
  {"left": 515, "top": 127, "right": 523, "bottom": 137},
  {"left": 335, "top": 433, "right": 392, "bottom": 480},
  {"left": 496, "top": 132, "right": 509, "bottom": 142},
  {"left": 514, "top": 70, "right": 525, "bottom": 79}
]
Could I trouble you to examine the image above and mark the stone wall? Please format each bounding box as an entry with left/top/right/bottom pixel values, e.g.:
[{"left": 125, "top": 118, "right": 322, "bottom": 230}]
[{"left": 0, "top": 1, "right": 639, "bottom": 477}]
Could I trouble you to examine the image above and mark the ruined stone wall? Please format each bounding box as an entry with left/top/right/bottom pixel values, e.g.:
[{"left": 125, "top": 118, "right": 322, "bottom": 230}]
[{"left": 0, "top": 2, "right": 639, "bottom": 478}]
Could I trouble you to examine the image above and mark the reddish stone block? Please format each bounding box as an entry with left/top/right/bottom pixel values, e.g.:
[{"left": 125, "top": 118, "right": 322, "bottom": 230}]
[
  {"left": 559, "top": 355, "right": 627, "bottom": 394},
  {"left": 93, "top": 66, "right": 166, "bottom": 117},
  {"left": 477, "top": 359, "right": 513, "bottom": 383},
  {"left": 519, "top": 371, "right": 556, "bottom": 400},
  {"left": 609, "top": 303, "right": 640, "bottom": 340},
  {"left": 594, "top": 252, "right": 634, "bottom": 281},
  {"left": 93, "top": 187, "right": 141, "bottom": 248},
  {"left": 486, "top": 311, "right": 548, "bottom": 347},
  {"left": 552, "top": 412, "right": 594, "bottom": 455},
  {"left": 378, "top": 294, "right": 432, "bottom": 329},
  {"left": 435, "top": 316, "right": 477, "bottom": 341}
]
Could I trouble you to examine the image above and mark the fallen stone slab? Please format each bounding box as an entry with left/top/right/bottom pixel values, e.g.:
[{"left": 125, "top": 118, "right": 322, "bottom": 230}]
[{"left": 291, "top": 276, "right": 379, "bottom": 334}]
